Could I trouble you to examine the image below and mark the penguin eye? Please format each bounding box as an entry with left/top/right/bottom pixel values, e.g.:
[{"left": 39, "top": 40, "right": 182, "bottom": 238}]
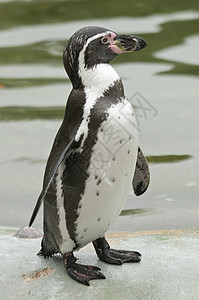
[{"left": 101, "top": 37, "right": 108, "bottom": 44}]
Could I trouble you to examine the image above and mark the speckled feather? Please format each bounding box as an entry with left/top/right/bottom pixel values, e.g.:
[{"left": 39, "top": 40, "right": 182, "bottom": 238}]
[{"left": 29, "top": 27, "right": 150, "bottom": 257}]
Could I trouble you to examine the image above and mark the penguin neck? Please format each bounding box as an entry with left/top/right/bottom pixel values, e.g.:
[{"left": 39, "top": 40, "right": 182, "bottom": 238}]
[{"left": 78, "top": 63, "right": 122, "bottom": 99}]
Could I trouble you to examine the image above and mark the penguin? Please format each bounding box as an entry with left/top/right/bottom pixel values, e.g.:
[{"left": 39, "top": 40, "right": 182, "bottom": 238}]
[{"left": 28, "top": 26, "right": 150, "bottom": 285}]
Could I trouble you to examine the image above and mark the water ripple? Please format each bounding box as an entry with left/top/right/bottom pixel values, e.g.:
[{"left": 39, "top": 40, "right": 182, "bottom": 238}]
[
  {"left": 155, "top": 34, "right": 199, "bottom": 65},
  {"left": 0, "top": 11, "right": 199, "bottom": 47}
]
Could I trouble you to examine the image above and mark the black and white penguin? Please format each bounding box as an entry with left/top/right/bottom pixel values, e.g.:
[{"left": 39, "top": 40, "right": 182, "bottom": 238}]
[{"left": 28, "top": 26, "right": 150, "bottom": 285}]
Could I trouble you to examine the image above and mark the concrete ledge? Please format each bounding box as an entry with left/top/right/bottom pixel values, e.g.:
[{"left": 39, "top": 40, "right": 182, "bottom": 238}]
[{"left": 1, "top": 227, "right": 199, "bottom": 299}]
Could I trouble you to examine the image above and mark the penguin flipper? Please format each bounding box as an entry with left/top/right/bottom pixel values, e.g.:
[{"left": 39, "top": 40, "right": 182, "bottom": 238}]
[
  {"left": 133, "top": 146, "right": 150, "bottom": 196},
  {"left": 29, "top": 136, "right": 76, "bottom": 227}
]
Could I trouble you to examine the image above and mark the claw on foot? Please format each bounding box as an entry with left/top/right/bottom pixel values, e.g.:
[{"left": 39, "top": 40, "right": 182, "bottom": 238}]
[
  {"left": 93, "top": 237, "right": 141, "bottom": 265},
  {"left": 64, "top": 252, "right": 106, "bottom": 285}
]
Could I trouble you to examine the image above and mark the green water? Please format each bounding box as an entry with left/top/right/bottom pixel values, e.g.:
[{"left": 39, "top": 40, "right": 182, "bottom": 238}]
[{"left": 0, "top": 0, "right": 198, "bottom": 230}]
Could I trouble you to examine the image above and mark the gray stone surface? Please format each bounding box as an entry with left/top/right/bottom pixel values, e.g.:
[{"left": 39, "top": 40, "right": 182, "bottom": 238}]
[{"left": 0, "top": 227, "right": 199, "bottom": 300}]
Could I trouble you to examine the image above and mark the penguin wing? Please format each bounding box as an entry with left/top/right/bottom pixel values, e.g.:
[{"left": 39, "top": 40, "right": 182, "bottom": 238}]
[
  {"left": 29, "top": 134, "right": 76, "bottom": 227},
  {"left": 28, "top": 89, "right": 86, "bottom": 227},
  {"left": 133, "top": 146, "right": 150, "bottom": 196}
]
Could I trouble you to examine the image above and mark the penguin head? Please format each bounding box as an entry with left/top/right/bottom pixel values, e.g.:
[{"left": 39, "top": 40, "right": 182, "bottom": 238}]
[{"left": 63, "top": 26, "right": 147, "bottom": 88}]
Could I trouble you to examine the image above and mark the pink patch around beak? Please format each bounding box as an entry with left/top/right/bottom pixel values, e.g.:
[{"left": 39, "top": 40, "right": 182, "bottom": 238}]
[
  {"left": 109, "top": 44, "right": 125, "bottom": 54},
  {"left": 107, "top": 32, "right": 125, "bottom": 54}
]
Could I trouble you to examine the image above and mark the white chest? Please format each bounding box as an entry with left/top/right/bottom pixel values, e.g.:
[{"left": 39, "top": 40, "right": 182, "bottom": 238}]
[
  {"left": 75, "top": 64, "right": 120, "bottom": 145},
  {"left": 75, "top": 99, "right": 138, "bottom": 247}
]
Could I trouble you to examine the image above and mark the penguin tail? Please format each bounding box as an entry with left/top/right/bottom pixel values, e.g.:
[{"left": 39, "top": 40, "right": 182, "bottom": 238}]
[
  {"left": 37, "top": 248, "right": 45, "bottom": 256},
  {"left": 37, "top": 238, "right": 59, "bottom": 258},
  {"left": 37, "top": 247, "right": 55, "bottom": 258}
]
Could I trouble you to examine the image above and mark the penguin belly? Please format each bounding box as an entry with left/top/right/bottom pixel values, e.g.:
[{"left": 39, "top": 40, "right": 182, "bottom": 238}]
[{"left": 74, "top": 100, "right": 138, "bottom": 249}]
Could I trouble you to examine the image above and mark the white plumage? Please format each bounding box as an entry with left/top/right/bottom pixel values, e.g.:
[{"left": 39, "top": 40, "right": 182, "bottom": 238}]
[
  {"left": 75, "top": 99, "right": 138, "bottom": 249},
  {"left": 27, "top": 26, "right": 148, "bottom": 286}
]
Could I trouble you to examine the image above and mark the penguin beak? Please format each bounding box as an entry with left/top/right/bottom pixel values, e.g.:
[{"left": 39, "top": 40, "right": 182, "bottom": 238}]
[{"left": 109, "top": 35, "right": 147, "bottom": 54}]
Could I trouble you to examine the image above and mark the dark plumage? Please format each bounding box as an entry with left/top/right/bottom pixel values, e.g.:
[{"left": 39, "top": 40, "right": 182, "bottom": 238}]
[{"left": 26, "top": 26, "right": 149, "bottom": 285}]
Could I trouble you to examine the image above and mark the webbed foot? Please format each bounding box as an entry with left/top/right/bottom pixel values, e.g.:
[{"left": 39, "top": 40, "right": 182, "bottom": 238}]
[
  {"left": 93, "top": 237, "right": 141, "bottom": 265},
  {"left": 64, "top": 252, "right": 106, "bottom": 286}
]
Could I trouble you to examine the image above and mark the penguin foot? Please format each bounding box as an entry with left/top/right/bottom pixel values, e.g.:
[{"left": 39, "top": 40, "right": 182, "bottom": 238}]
[
  {"left": 93, "top": 237, "right": 141, "bottom": 264},
  {"left": 63, "top": 252, "right": 106, "bottom": 286}
]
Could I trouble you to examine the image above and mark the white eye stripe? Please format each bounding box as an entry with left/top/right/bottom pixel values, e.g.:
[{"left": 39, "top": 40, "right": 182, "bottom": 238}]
[
  {"left": 85, "top": 31, "right": 112, "bottom": 48},
  {"left": 76, "top": 30, "right": 120, "bottom": 147},
  {"left": 78, "top": 31, "right": 112, "bottom": 71}
]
